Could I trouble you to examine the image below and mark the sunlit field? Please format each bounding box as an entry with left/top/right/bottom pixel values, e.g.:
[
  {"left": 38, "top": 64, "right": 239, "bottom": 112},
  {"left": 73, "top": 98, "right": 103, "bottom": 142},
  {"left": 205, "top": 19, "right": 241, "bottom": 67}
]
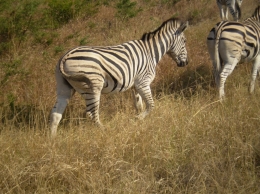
[{"left": 1, "top": 0, "right": 260, "bottom": 193}]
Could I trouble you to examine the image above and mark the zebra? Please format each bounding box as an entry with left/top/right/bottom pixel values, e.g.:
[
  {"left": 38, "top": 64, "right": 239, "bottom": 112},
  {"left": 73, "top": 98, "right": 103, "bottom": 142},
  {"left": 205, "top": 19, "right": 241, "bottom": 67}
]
[
  {"left": 50, "top": 18, "right": 189, "bottom": 137},
  {"left": 217, "top": 0, "right": 243, "bottom": 21},
  {"left": 207, "top": 5, "right": 260, "bottom": 100}
]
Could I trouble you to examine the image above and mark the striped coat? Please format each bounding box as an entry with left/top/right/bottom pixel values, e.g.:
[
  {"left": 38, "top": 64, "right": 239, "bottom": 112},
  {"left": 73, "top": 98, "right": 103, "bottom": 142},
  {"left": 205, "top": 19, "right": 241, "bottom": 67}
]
[
  {"left": 50, "top": 18, "right": 189, "bottom": 137},
  {"left": 217, "top": 0, "right": 243, "bottom": 21},
  {"left": 207, "top": 5, "right": 260, "bottom": 99}
]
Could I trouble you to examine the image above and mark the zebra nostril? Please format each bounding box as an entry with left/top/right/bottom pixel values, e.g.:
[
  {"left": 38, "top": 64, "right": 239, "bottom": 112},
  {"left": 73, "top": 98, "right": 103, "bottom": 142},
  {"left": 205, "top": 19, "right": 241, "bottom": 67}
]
[{"left": 181, "top": 61, "right": 188, "bottom": 66}]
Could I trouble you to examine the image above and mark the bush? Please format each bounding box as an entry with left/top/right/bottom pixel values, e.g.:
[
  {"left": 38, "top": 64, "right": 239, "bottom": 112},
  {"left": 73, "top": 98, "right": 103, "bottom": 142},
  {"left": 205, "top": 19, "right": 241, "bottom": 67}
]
[
  {"left": 46, "top": 0, "right": 104, "bottom": 26},
  {"left": 0, "top": 0, "right": 40, "bottom": 52},
  {"left": 116, "top": 0, "right": 142, "bottom": 21},
  {"left": 0, "top": 59, "right": 28, "bottom": 85},
  {"left": 47, "top": 0, "right": 77, "bottom": 26}
]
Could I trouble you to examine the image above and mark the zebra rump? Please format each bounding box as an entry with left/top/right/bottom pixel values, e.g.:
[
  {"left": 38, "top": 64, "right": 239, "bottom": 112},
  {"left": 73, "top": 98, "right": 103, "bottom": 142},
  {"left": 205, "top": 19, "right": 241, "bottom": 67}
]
[{"left": 207, "top": 5, "right": 260, "bottom": 100}]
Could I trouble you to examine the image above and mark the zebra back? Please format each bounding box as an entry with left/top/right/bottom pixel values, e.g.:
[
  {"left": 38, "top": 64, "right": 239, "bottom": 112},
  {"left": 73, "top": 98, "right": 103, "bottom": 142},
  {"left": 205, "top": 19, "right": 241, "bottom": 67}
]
[{"left": 59, "top": 18, "right": 188, "bottom": 94}]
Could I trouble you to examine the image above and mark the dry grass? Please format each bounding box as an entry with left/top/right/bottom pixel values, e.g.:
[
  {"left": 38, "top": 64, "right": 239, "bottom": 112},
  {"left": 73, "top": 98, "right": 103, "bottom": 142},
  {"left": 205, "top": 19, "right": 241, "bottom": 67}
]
[
  {"left": 1, "top": 91, "right": 260, "bottom": 193},
  {"left": 1, "top": 0, "right": 260, "bottom": 193}
]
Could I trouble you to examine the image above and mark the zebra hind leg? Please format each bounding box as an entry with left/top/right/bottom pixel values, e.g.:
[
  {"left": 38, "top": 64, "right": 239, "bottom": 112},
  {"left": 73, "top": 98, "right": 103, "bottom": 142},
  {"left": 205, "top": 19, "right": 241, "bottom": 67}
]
[
  {"left": 82, "top": 79, "right": 104, "bottom": 128},
  {"left": 219, "top": 58, "right": 239, "bottom": 100},
  {"left": 50, "top": 80, "right": 75, "bottom": 138},
  {"left": 249, "top": 56, "right": 260, "bottom": 93}
]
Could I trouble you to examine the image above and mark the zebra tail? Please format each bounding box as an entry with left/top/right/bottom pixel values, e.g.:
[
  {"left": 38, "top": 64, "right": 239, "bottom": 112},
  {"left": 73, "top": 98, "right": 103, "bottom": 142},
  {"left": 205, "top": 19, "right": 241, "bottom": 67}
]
[
  {"left": 59, "top": 58, "right": 89, "bottom": 83},
  {"left": 214, "top": 40, "right": 221, "bottom": 73},
  {"left": 213, "top": 34, "right": 221, "bottom": 87}
]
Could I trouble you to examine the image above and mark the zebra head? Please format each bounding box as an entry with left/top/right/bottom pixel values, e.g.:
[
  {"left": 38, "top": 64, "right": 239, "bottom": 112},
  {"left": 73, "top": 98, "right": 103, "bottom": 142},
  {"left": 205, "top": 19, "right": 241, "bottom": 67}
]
[{"left": 167, "top": 21, "right": 189, "bottom": 67}]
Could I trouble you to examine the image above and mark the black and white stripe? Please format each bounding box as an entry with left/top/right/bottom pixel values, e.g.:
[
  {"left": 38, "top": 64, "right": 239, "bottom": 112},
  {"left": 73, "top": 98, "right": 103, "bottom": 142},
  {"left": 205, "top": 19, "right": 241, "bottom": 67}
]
[
  {"left": 217, "top": 0, "right": 243, "bottom": 21},
  {"left": 207, "top": 5, "right": 260, "bottom": 100},
  {"left": 50, "top": 18, "right": 189, "bottom": 137}
]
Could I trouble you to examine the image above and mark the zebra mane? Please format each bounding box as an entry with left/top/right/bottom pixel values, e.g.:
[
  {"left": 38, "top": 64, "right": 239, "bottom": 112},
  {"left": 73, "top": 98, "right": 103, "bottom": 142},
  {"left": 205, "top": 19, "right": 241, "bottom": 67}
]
[{"left": 141, "top": 17, "right": 182, "bottom": 41}]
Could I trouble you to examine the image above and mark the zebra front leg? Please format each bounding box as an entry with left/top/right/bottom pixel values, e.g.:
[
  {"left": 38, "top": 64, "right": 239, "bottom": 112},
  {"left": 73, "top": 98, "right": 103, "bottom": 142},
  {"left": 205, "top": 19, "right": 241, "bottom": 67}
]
[
  {"left": 224, "top": 6, "right": 229, "bottom": 20},
  {"left": 135, "top": 85, "right": 154, "bottom": 120},
  {"left": 217, "top": 3, "right": 225, "bottom": 20},
  {"left": 228, "top": 1, "right": 238, "bottom": 21},
  {"left": 249, "top": 56, "right": 260, "bottom": 93}
]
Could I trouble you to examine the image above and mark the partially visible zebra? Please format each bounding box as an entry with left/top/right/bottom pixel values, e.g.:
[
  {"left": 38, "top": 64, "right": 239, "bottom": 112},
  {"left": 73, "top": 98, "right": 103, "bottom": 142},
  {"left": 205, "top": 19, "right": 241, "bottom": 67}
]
[
  {"left": 50, "top": 18, "right": 189, "bottom": 137},
  {"left": 217, "top": 0, "right": 243, "bottom": 21},
  {"left": 207, "top": 5, "right": 260, "bottom": 100}
]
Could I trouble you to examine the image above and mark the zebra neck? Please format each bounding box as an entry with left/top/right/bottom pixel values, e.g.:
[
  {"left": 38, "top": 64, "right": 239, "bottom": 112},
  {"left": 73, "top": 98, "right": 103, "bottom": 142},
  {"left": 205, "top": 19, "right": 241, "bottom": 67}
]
[{"left": 143, "top": 34, "right": 169, "bottom": 64}]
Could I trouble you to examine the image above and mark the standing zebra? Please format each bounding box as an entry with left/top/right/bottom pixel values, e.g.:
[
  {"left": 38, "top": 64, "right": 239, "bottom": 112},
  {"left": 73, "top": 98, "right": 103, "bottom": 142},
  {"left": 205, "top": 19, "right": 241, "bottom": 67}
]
[
  {"left": 207, "top": 5, "right": 260, "bottom": 100},
  {"left": 217, "top": 0, "right": 243, "bottom": 21},
  {"left": 50, "top": 18, "right": 189, "bottom": 137}
]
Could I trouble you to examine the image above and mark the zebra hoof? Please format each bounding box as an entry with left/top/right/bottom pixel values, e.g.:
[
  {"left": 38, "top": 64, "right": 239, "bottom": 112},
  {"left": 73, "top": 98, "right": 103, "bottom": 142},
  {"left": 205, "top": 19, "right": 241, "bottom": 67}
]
[
  {"left": 136, "top": 112, "right": 147, "bottom": 120},
  {"left": 97, "top": 123, "right": 105, "bottom": 130},
  {"left": 219, "top": 95, "right": 226, "bottom": 103}
]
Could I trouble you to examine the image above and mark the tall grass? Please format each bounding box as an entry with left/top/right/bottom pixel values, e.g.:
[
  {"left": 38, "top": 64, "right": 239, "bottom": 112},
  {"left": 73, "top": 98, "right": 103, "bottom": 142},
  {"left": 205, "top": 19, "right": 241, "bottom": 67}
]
[
  {"left": 1, "top": 0, "right": 260, "bottom": 193},
  {"left": 1, "top": 90, "right": 260, "bottom": 193}
]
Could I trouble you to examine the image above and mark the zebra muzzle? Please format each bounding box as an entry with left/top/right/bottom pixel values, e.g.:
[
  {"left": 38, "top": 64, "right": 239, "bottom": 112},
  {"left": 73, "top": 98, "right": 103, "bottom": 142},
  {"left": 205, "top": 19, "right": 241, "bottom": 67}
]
[{"left": 177, "top": 59, "right": 188, "bottom": 67}]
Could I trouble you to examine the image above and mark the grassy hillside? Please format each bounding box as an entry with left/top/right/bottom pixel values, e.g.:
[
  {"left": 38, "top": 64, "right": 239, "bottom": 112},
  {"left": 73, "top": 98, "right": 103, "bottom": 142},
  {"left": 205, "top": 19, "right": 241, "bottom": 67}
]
[{"left": 1, "top": 0, "right": 260, "bottom": 193}]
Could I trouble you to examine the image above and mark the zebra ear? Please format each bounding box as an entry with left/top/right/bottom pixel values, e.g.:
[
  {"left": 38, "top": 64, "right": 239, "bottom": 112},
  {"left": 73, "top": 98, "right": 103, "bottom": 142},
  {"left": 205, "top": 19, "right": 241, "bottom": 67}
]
[{"left": 176, "top": 21, "right": 189, "bottom": 34}]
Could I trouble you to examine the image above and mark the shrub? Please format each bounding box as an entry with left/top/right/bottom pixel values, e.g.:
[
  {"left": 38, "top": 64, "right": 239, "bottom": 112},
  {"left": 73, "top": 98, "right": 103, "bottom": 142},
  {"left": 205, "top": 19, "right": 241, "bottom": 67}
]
[
  {"left": 0, "top": 0, "right": 40, "bottom": 52},
  {"left": 116, "top": 0, "right": 142, "bottom": 21},
  {"left": 46, "top": 0, "right": 104, "bottom": 26},
  {"left": 0, "top": 59, "right": 28, "bottom": 85},
  {"left": 47, "top": 0, "right": 77, "bottom": 26},
  {"left": 54, "top": 46, "right": 64, "bottom": 54}
]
